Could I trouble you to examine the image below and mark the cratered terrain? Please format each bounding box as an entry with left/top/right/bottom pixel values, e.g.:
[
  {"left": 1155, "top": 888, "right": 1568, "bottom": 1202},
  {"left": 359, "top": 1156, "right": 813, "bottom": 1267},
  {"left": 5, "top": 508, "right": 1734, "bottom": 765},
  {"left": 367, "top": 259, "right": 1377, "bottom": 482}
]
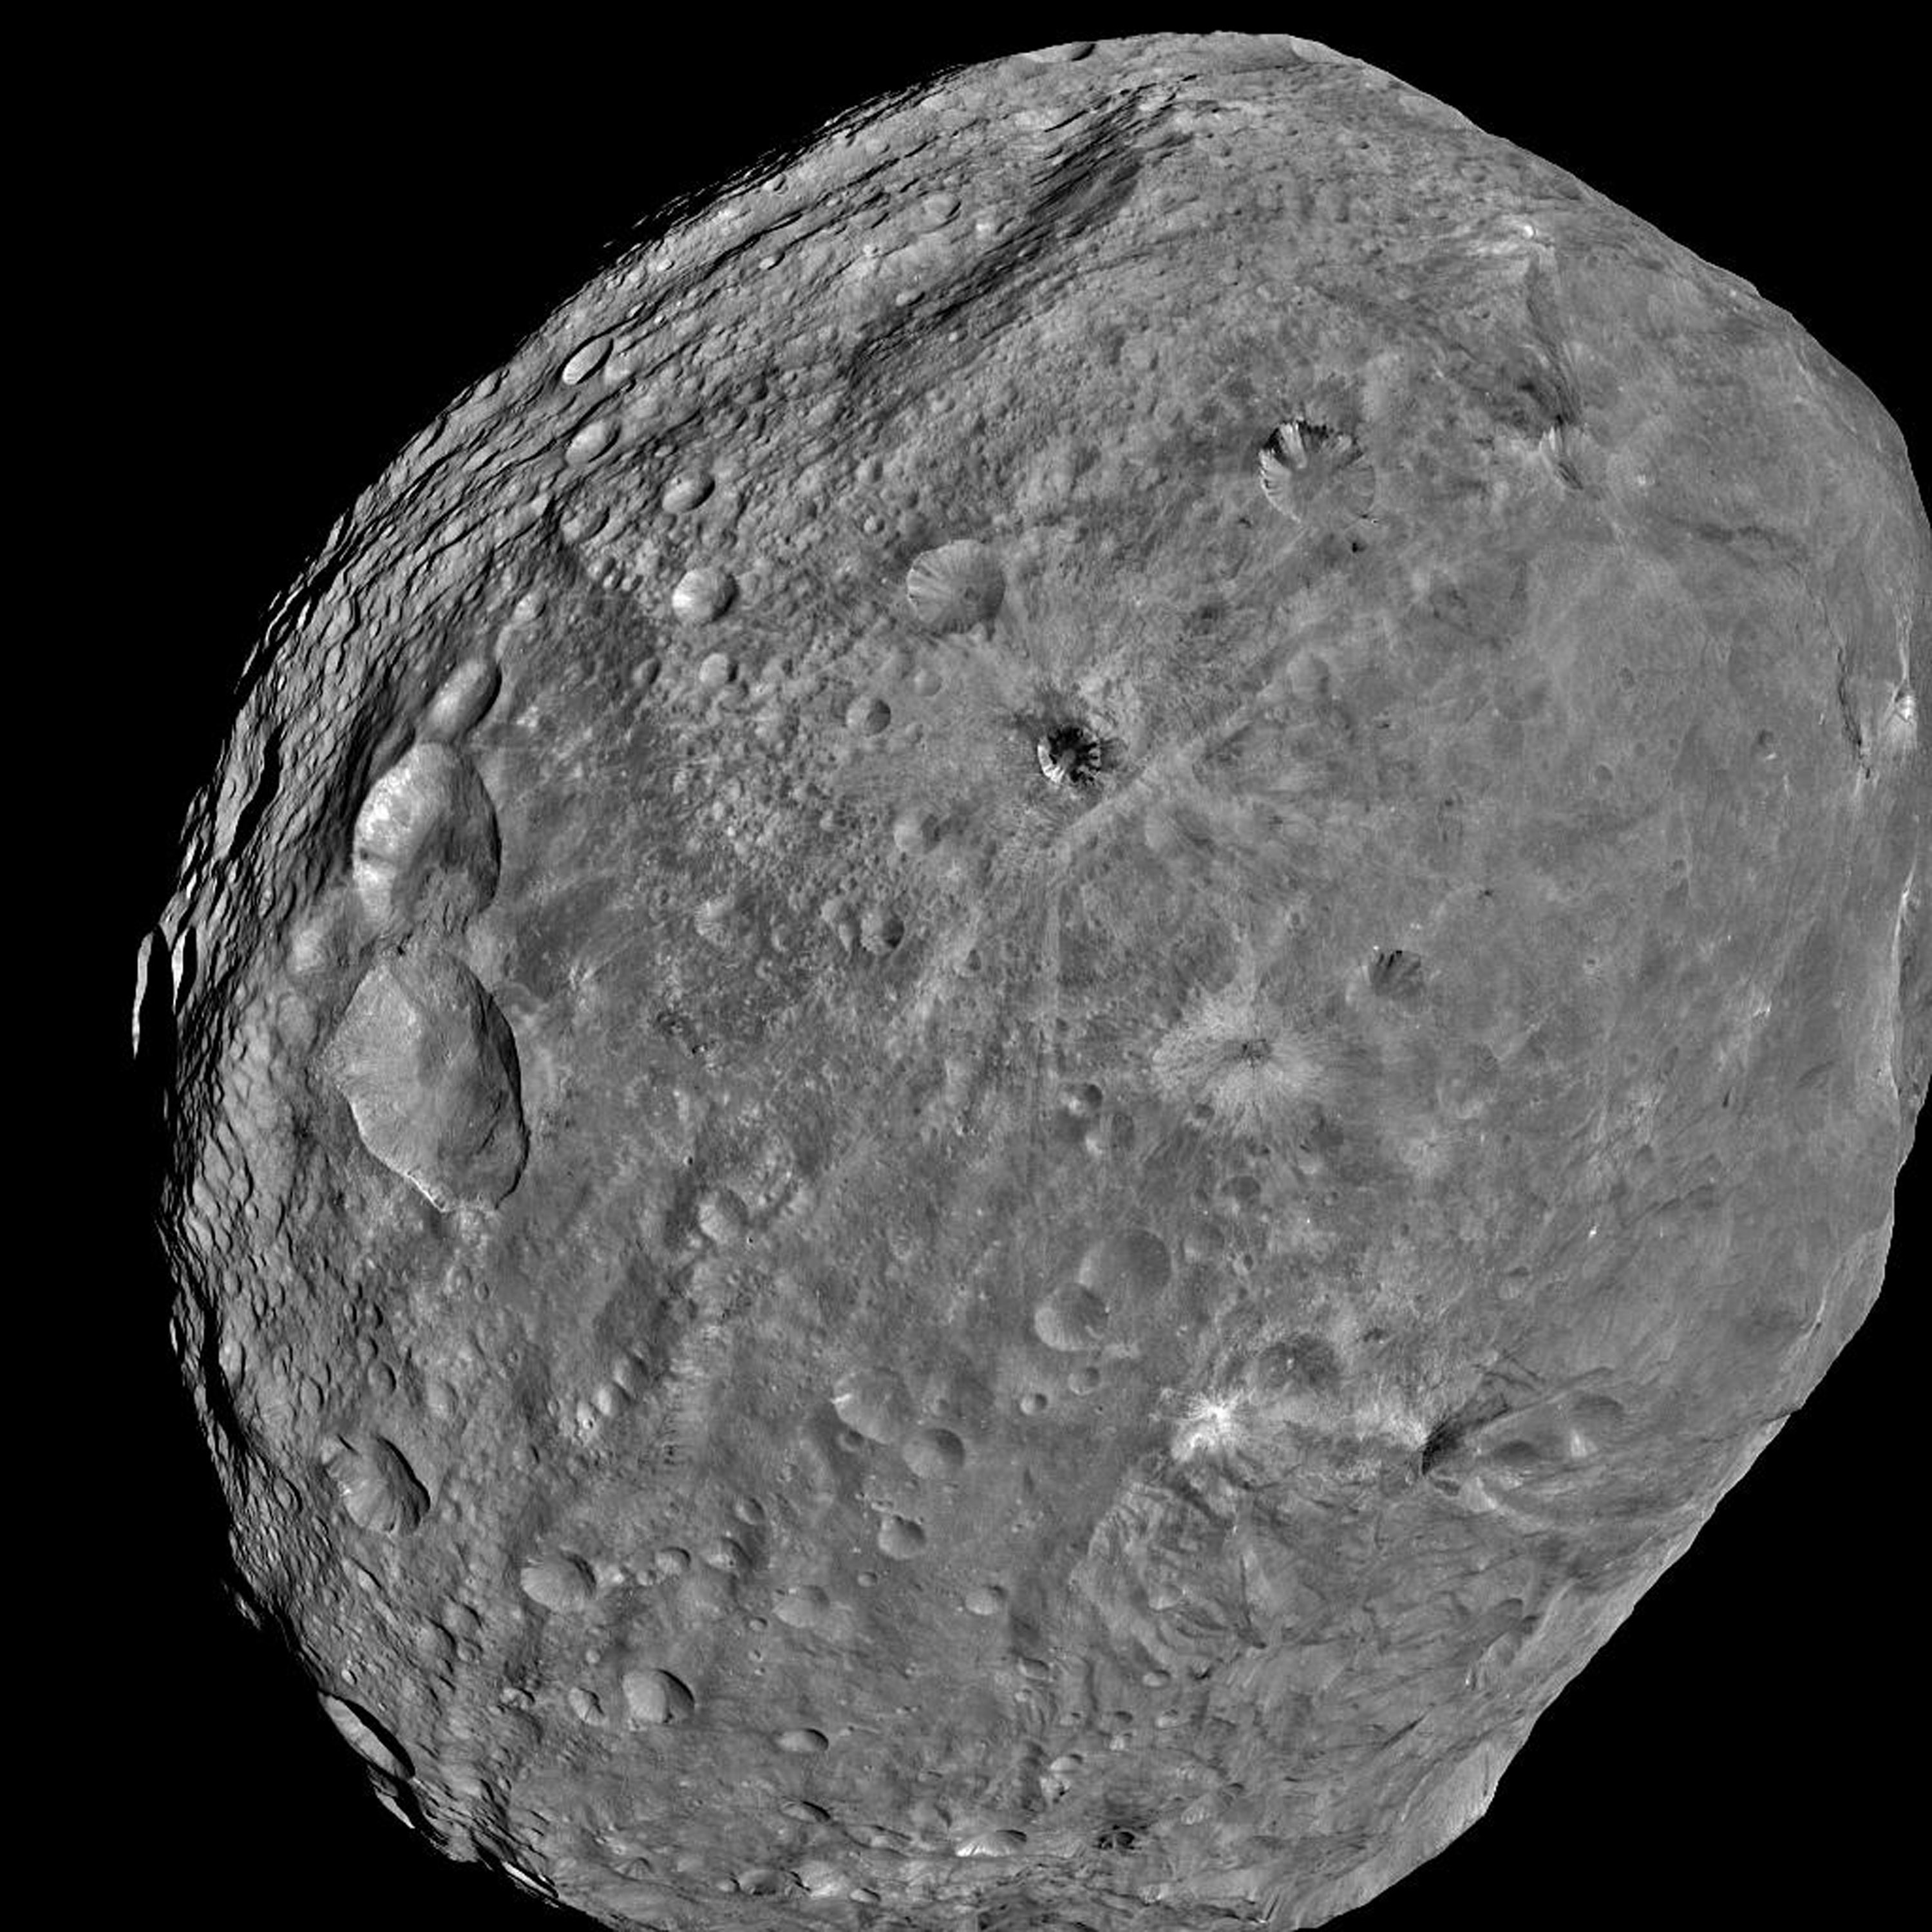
[{"left": 134, "top": 28, "right": 1929, "bottom": 1932}]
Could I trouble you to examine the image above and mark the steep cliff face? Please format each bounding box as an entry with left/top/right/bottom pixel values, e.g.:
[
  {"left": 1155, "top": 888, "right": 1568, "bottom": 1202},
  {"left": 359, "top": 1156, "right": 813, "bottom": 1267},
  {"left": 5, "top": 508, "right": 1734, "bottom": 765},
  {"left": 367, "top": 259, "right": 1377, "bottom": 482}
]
[{"left": 140, "top": 32, "right": 1927, "bottom": 1932}]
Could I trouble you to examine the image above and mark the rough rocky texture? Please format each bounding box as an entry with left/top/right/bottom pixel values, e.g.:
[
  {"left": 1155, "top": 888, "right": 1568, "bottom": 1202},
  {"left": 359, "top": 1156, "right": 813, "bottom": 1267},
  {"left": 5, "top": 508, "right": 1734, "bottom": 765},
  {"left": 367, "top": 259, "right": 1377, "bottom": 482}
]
[{"left": 139, "top": 31, "right": 1929, "bottom": 1932}]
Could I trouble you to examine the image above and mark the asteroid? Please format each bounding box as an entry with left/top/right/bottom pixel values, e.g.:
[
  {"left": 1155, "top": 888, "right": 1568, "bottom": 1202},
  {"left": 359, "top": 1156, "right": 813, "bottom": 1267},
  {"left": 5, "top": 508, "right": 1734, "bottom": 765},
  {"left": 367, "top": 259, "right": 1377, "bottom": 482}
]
[{"left": 138, "top": 30, "right": 1926, "bottom": 1932}]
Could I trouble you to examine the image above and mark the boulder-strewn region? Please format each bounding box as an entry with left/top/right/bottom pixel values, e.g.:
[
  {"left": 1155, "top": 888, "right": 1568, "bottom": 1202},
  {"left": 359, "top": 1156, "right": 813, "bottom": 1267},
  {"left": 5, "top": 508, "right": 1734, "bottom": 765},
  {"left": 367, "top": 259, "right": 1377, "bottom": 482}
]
[{"left": 140, "top": 32, "right": 1927, "bottom": 1931}]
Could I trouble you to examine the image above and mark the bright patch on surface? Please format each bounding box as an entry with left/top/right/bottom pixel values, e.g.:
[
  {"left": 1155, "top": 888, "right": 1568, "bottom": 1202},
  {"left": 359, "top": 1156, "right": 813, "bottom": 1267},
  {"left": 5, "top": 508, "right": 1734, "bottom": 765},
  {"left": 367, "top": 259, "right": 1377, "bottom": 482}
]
[{"left": 1148, "top": 958, "right": 1324, "bottom": 1134}]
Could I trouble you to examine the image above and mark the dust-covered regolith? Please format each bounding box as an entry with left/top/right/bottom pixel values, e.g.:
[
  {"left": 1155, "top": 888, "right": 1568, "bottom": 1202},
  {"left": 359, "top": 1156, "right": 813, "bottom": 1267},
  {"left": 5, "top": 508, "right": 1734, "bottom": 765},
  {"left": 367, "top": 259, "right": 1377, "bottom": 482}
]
[{"left": 141, "top": 30, "right": 1928, "bottom": 1932}]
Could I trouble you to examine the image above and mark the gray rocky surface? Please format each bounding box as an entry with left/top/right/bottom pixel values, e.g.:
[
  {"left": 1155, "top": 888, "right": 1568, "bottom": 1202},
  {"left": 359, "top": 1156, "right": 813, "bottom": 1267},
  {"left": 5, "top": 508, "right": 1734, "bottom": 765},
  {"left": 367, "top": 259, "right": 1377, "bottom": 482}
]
[{"left": 137, "top": 29, "right": 1927, "bottom": 1931}]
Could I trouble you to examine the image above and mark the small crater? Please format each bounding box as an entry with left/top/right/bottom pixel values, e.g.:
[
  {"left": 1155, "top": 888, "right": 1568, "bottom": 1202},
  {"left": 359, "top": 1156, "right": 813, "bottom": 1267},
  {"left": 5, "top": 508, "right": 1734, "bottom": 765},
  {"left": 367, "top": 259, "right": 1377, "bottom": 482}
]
[
  {"left": 734, "top": 1862, "right": 796, "bottom": 1893},
  {"left": 1571, "top": 1392, "right": 1627, "bottom": 1430},
  {"left": 558, "top": 337, "right": 610, "bottom": 386},
  {"left": 1261, "top": 1332, "right": 1341, "bottom": 1394},
  {"left": 1059, "top": 1081, "right": 1104, "bottom": 1121},
  {"left": 1077, "top": 1227, "right": 1171, "bottom": 1298},
  {"left": 891, "top": 805, "right": 940, "bottom": 857},
  {"left": 695, "top": 889, "right": 760, "bottom": 958},
  {"left": 661, "top": 470, "right": 714, "bottom": 514},
  {"left": 622, "top": 1668, "right": 696, "bottom": 1725},
  {"left": 902, "top": 1426, "right": 967, "bottom": 1479},
  {"left": 1368, "top": 948, "right": 1425, "bottom": 999},
  {"left": 420, "top": 658, "right": 502, "bottom": 743},
  {"left": 1034, "top": 1286, "right": 1110, "bottom": 1352},
  {"left": 877, "top": 1514, "right": 927, "bottom": 1558},
  {"left": 1084, "top": 1109, "right": 1136, "bottom": 1160},
  {"left": 957, "top": 1829, "right": 1028, "bottom": 1857},
  {"left": 833, "top": 1369, "right": 914, "bottom": 1444},
  {"left": 351, "top": 743, "right": 500, "bottom": 933},
  {"left": 1262, "top": 415, "right": 1354, "bottom": 472},
  {"left": 1035, "top": 720, "right": 1106, "bottom": 788},
  {"left": 904, "top": 539, "right": 1006, "bottom": 630},
  {"left": 670, "top": 565, "right": 737, "bottom": 625},
  {"left": 1257, "top": 406, "right": 1369, "bottom": 523},
  {"left": 565, "top": 417, "right": 616, "bottom": 465},
  {"left": 520, "top": 1553, "right": 597, "bottom": 1613},
  {"left": 858, "top": 905, "right": 905, "bottom": 954},
  {"left": 703, "top": 1535, "right": 754, "bottom": 1575},
  {"left": 650, "top": 1007, "right": 708, "bottom": 1060},
  {"left": 327, "top": 1434, "right": 431, "bottom": 1535},
  {"left": 697, "top": 1189, "right": 749, "bottom": 1245},
  {"left": 773, "top": 1586, "right": 830, "bottom": 1630}
]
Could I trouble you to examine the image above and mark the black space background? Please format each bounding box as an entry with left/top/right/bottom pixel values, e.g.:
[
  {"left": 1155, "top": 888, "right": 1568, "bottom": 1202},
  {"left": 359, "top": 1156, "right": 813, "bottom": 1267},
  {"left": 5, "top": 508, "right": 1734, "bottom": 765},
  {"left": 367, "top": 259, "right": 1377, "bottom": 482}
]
[{"left": 106, "top": 15, "right": 1920, "bottom": 1929}]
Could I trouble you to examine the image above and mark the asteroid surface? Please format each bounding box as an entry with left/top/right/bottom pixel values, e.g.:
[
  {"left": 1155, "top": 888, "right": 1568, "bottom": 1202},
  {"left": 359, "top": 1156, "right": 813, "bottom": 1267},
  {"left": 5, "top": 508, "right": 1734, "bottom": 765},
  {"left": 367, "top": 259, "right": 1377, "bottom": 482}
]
[{"left": 141, "top": 31, "right": 1929, "bottom": 1931}]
